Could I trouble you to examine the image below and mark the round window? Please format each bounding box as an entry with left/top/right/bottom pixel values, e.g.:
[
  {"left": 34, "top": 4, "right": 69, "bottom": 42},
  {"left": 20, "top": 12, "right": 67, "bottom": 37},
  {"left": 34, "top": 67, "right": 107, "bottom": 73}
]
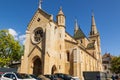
[
  {"left": 31, "top": 28, "right": 43, "bottom": 44},
  {"left": 34, "top": 29, "right": 43, "bottom": 42}
]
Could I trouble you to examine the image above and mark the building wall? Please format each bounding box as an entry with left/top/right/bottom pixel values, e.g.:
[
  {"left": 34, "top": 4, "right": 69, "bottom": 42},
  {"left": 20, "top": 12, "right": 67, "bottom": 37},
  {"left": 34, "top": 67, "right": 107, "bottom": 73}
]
[{"left": 102, "top": 53, "right": 113, "bottom": 76}]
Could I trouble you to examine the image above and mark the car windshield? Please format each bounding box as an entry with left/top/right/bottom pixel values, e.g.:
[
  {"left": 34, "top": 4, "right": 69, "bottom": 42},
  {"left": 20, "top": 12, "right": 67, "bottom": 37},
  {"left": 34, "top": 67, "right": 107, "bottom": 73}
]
[
  {"left": 44, "top": 75, "right": 52, "bottom": 78},
  {"left": 16, "top": 73, "right": 32, "bottom": 79},
  {"left": 30, "top": 74, "right": 38, "bottom": 79}
]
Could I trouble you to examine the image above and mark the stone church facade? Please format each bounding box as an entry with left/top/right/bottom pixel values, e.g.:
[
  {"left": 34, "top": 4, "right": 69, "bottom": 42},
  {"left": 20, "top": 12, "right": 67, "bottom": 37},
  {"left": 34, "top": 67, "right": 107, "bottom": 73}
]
[{"left": 20, "top": 6, "right": 103, "bottom": 79}]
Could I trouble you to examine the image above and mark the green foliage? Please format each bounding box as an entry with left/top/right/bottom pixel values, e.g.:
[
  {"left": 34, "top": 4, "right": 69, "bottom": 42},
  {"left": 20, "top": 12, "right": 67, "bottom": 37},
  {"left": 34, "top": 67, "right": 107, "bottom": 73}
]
[
  {"left": 0, "top": 57, "right": 10, "bottom": 67},
  {"left": 110, "top": 56, "right": 120, "bottom": 73},
  {"left": 0, "top": 30, "right": 23, "bottom": 67}
]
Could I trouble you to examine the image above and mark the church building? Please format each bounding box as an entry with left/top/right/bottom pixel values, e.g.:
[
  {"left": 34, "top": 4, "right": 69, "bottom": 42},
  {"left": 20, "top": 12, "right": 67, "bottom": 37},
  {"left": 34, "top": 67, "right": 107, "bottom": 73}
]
[{"left": 20, "top": 2, "right": 103, "bottom": 80}]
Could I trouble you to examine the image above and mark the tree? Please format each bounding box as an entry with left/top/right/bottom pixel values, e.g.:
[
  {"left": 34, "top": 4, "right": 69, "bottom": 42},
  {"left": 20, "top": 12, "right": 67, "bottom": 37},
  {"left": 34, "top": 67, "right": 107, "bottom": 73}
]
[
  {"left": 110, "top": 56, "right": 120, "bottom": 73},
  {"left": 0, "top": 30, "right": 23, "bottom": 67}
]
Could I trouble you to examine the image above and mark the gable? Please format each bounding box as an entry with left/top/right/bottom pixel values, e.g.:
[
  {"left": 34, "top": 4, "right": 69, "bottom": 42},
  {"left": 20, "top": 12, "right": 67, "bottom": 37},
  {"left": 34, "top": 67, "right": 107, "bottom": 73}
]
[{"left": 27, "top": 9, "right": 51, "bottom": 31}]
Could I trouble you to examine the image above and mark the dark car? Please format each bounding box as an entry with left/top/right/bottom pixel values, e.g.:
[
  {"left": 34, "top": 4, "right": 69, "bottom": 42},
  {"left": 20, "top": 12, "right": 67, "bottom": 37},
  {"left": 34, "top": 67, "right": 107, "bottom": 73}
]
[
  {"left": 44, "top": 74, "right": 58, "bottom": 80},
  {"left": 29, "top": 74, "right": 42, "bottom": 80},
  {"left": 54, "top": 73, "right": 73, "bottom": 80}
]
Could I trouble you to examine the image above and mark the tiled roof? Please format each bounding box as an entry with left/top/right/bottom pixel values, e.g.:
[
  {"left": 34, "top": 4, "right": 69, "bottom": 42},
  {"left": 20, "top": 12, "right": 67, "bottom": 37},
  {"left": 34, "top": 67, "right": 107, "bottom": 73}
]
[{"left": 73, "top": 27, "right": 86, "bottom": 39}]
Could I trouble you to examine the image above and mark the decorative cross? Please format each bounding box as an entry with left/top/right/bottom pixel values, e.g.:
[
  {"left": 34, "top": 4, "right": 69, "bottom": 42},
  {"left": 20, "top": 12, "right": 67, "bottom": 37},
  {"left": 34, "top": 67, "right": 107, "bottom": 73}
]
[{"left": 39, "top": 0, "right": 42, "bottom": 9}]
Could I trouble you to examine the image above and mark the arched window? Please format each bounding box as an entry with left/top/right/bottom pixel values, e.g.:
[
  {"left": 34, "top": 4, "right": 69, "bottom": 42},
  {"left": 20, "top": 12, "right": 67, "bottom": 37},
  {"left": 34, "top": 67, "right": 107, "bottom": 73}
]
[
  {"left": 67, "top": 52, "right": 70, "bottom": 62},
  {"left": 51, "top": 65, "right": 57, "bottom": 74}
]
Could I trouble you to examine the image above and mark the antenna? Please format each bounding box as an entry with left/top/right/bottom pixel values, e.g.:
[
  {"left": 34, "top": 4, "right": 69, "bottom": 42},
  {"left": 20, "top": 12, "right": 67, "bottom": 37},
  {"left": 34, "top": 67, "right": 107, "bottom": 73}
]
[{"left": 39, "top": 0, "right": 42, "bottom": 9}]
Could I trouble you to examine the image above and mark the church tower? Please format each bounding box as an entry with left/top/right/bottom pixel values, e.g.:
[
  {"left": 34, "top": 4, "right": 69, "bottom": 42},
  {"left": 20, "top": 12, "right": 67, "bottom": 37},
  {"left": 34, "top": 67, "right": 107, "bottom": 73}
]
[
  {"left": 56, "top": 7, "right": 66, "bottom": 73},
  {"left": 89, "top": 13, "right": 101, "bottom": 54},
  {"left": 89, "top": 13, "right": 102, "bottom": 71},
  {"left": 56, "top": 7, "right": 65, "bottom": 50}
]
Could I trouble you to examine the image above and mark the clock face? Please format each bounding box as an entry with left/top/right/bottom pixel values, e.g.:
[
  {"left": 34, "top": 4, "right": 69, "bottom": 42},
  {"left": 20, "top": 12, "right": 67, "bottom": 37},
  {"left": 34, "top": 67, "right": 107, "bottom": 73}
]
[{"left": 31, "top": 28, "right": 43, "bottom": 44}]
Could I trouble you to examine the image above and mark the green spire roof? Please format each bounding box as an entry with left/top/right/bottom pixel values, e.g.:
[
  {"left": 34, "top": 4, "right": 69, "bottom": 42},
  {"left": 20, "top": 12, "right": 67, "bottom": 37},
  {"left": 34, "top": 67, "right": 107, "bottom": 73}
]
[{"left": 73, "top": 27, "right": 86, "bottom": 39}]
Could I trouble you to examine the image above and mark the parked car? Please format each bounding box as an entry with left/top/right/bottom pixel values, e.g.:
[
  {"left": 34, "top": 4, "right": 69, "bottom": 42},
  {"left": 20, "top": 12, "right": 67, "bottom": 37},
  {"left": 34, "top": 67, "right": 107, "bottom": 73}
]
[
  {"left": 1, "top": 72, "right": 36, "bottom": 80},
  {"left": 44, "top": 74, "right": 59, "bottom": 80},
  {"left": 0, "top": 72, "right": 4, "bottom": 80},
  {"left": 38, "top": 75, "right": 50, "bottom": 80},
  {"left": 0, "top": 72, "right": 4, "bottom": 77},
  {"left": 54, "top": 73, "right": 73, "bottom": 80},
  {"left": 72, "top": 77, "right": 80, "bottom": 80},
  {"left": 29, "top": 74, "right": 42, "bottom": 80}
]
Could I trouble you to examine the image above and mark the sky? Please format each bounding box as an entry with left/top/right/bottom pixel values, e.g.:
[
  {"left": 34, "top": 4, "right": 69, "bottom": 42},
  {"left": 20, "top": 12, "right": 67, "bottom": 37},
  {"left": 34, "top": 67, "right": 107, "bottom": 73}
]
[{"left": 0, "top": 0, "right": 120, "bottom": 56}]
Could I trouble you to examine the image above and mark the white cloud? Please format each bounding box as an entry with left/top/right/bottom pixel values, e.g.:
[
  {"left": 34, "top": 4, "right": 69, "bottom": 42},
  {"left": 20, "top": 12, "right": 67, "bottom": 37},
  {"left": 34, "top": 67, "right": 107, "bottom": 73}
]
[
  {"left": 8, "top": 28, "right": 26, "bottom": 45},
  {"left": 19, "top": 34, "right": 26, "bottom": 45},
  {"left": 19, "top": 35, "right": 25, "bottom": 41},
  {"left": 8, "top": 28, "right": 18, "bottom": 40}
]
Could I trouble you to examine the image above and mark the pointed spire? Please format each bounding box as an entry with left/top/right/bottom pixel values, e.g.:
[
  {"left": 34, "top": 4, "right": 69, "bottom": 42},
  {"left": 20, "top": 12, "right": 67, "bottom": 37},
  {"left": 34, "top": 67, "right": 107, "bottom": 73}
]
[
  {"left": 39, "top": 0, "right": 42, "bottom": 9},
  {"left": 91, "top": 11, "right": 96, "bottom": 26},
  {"left": 90, "top": 11, "right": 98, "bottom": 36},
  {"left": 57, "top": 6, "right": 65, "bottom": 27},
  {"left": 58, "top": 6, "right": 64, "bottom": 15},
  {"left": 74, "top": 19, "right": 79, "bottom": 34}
]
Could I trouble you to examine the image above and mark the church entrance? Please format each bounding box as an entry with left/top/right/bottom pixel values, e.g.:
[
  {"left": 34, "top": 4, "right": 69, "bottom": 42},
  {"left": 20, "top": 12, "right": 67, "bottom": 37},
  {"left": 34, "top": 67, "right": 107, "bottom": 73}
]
[{"left": 33, "top": 58, "right": 42, "bottom": 76}]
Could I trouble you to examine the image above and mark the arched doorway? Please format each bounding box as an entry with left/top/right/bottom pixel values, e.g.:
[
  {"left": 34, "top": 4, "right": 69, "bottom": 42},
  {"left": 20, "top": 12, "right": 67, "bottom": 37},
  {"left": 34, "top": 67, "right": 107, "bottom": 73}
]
[
  {"left": 33, "top": 57, "right": 42, "bottom": 76},
  {"left": 51, "top": 65, "right": 57, "bottom": 74}
]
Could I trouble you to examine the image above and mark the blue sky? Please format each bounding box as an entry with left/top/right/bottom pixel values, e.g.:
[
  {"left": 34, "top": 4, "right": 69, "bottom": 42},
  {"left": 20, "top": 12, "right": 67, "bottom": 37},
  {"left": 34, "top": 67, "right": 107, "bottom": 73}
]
[{"left": 0, "top": 0, "right": 120, "bottom": 56}]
